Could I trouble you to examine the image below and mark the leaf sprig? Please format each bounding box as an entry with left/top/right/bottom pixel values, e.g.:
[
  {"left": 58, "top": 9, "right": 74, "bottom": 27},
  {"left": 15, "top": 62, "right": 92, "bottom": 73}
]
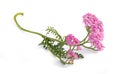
[
  {"left": 46, "top": 26, "right": 63, "bottom": 41},
  {"left": 39, "top": 27, "right": 67, "bottom": 64}
]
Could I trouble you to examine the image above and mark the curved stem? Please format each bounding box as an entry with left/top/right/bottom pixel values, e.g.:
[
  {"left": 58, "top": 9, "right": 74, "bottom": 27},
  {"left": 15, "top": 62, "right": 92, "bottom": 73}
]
[
  {"left": 14, "top": 12, "right": 62, "bottom": 43},
  {"left": 75, "top": 29, "right": 90, "bottom": 46},
  {"left": 14, "top": 12, "right": 46, "bottom": 38},
  {"left": 81, "top": 32, "right": 90, "bottom": 43}
]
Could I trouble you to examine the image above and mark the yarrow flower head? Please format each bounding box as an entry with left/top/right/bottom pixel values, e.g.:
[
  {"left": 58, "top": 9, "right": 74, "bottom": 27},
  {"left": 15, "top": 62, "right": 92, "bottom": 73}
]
[
  {"left": 67, "top": 49, "right": 78, "bottom": 59},
  {"left": 66, "top": 34, "right": 81, "bottom": 50},
  {"left": 83, "top": 13, "right": 104, "bottom": 50},
  {"left": 66, "top": 34, "right": 80, "bottom": 45}
]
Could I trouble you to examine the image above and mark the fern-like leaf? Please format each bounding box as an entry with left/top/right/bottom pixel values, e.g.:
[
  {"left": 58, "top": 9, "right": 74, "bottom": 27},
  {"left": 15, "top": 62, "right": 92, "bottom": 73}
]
[
  {"left": 46, "top": 26, "right": 63, "bottom": 41},
  {"left": 39, "top": 37, "right": 66, "bottom": 60}
]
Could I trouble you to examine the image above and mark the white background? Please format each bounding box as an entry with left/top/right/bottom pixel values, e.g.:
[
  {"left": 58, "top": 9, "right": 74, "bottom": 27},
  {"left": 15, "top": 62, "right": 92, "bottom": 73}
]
[{"left": 0, "top": 0, "right": 120, "bottom": 74}]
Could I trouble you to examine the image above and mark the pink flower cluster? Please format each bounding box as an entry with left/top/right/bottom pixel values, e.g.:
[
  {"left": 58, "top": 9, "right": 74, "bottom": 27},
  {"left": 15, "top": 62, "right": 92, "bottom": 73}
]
[
  {"left": 83, "top": 13, "right": 104, "bottom": 50},
  {"left": 66, "top": 34, "right": 81, "bottom": 50},
  {"left": 67, "top": 49, "right": 78, "bottom": 64},
  {"left": 67, "top": 50, "right": 78, "bottom": 59}
]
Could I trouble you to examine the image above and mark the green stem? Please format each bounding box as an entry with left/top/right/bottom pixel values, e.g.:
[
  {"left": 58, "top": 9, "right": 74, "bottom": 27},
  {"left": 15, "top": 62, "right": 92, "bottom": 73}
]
[
  {"left": 82, "top": 45, "right": 97, "bottom": 51},
  {"left": 81, "top": 32, "right": 90, "bottom": 43},
  {"left": 75, "top": 28, "right": 90, "bottom": 46},
  {"left": 80, "top": 39, "right": 89, "bottom": 45},
  {"left": 14, "top": 12, "right": 62, "bottom": 43},
  {"left": 72, "top": 46, "right": 76, "bottom": 50},
  {"left": 14, "top": 12, "right": 45, "bottom": 38}
]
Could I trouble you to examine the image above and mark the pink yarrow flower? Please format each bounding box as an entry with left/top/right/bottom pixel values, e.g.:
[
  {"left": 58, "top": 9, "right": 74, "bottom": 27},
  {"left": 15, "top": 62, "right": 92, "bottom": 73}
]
[
  {"left": 66, "top": 34, "right": 81, "bottom": 50},
  {"left": 83, "top": 13, "right": 104, "bottom": 50},
  {"left": 83, "top": 13, "right": 99, "bottom": 27},
  {"left": 67, "top": 50, "right": 78, "bottom": 59}
]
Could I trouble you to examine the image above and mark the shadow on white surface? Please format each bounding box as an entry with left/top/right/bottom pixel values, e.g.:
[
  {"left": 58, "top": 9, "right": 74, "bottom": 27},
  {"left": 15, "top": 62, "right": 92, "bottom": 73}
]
[{"left": 54, "top": 59, "right": 73, "bottom": 68}]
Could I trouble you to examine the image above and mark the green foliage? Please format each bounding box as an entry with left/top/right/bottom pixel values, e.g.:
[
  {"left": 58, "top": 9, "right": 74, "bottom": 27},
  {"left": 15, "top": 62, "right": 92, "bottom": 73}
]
[
  {"left": 39, "top": 37, "right": 67, "bottom": 61},
  {"left": 46, "top": 26, "right": 63, "bottom": 41},
  {"left": 78, "top": 53, "right": 84, "bottom": 58},
  {"left": 39, "top": 27, "right": 67, "bottom": 63}
]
